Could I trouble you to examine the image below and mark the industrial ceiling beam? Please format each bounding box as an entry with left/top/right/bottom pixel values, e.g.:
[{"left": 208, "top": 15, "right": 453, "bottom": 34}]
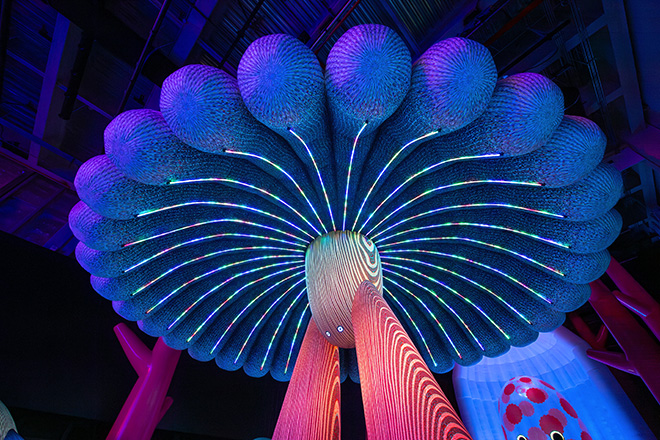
[
  {"left": 46, "top": 0, "right": 177, "bottom": 88},
  {"left": 118, "top": 0, "right": 174, "bottom": 114},
  {"left": 568, "top": 0, "right": 615, "bottom": 142},
  {"left": 144, "top": 0, "right": 221, "bottom": 111},
  {"left": 30, "top": 14, "right": 75, "bottom": 166},
  {"left": 168, "top": 0, "right": 219, "bottom": 66},
  {"left": 602, "top": 0, "right": 645, "bottom": 134},
  {"left": 6, "top": 49, "right": 112, "bottom": 120},
  {"left": 217, "top": 0, "right": 267, "bottom": 70},
  {"left": 0, "top": 0, "right": 12, "bottom": 101},
  {"left": 310, "top": 0, "right": 362, "bottom": 54},
  {"left": 377, "top": 1, "right": 419, "bottom": 57},
  {"left": 416, "top": 0, "right": 479, "bottom": 56}
]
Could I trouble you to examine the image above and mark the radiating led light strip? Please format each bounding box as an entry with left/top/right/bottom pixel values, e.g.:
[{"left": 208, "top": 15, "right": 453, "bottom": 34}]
[
  {"left": 225, "top": 149, "right": 328, "bottom": 233},
  {"left": 352, "top": 130, "right": 439, "bottom": 231},
  {"left": 261, "top": 287, "right": 307, "bottom": 370},
  {"left": 384, "top": 263, "right": 510, "bottom": 343},
  {"left": 284, "top": 303, "right": 310, "bottom": 374},
  {"left": 288, "top": 128, "right": 336, "bottom": 231},
  {"left": 234, "top": 277, "right": 307, "bottom": 363},
  {"left": 211, "top": 270, "right": 305, "bottom": 355},
  {"left": 381, "top": 250, "right": 552, "bottom": 304},
  {"left": 370, "top": 203, "right": 565, "bottom": 241},
  {"left": 358, "top": 153, "right": 501, "bottom": 233},
  {"left": 375, "top": 222, "right": 569, "bottom": 249},
  {"left": 186, "top": 264, "right": 304, "bottom": 343},
  {"left": 169, "top": 178, "right": 321, "bottom": 237},
  {"left": 137, "top": 201, "right": 314, "bottom": 241},
  {"left": 380, "top": 236, "right": 564, "bottom": 276},
  {"left": 366, "top": 180, "right": 542, "bottom": 237},
  {"left": 384, "top": 286, "right": 441, "bottom": 364},
  {"left": 385, "top": 268, "right": 486, "bottom": 351},
  {"left": 343, "top": 121, "right": 368, "bottom": 231},
  {"left": 165, "top": 260, "right": 300, "bottom": 330},
  {"left": 123, "top": 218, "right": 309, "bottom": 247},
  {"left": 124, "top": 234, "right": 304, "bottom": 273},
  {"left": 135, "top": 251, "right": 299, "bottom": 299},
  {"left": 145, "top": 258, "right": 303, "bottom": 313},
  {"left": 381, "top": 254, "right": 532, "bottom": 325}
]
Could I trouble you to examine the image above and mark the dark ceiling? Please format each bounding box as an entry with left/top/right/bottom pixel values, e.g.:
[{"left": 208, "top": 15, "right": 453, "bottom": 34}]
[{"left": 1, "top": 0, "right": 660, "bottom": 439}]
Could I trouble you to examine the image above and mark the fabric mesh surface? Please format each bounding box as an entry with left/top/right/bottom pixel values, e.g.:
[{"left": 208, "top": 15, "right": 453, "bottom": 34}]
[{"left": 70, "top": 25, "right": 623, "bottom": 381}]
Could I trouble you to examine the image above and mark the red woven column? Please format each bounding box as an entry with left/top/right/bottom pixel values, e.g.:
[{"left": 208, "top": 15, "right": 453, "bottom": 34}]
[
  {"left": 272, "top": 317, "right": 341, "bottom": 440},
  {"left": 352, "top": 281, "right": 473, "bottom": 440}
]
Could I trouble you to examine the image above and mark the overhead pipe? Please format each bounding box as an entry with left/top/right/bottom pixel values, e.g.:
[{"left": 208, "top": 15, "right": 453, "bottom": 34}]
[
  {"left": 462, "top": 0, "right": 515, "bottom": 39},
  {"left": 0, "top": 0, "right": 12, "bottom": 100},
  {"left": 217, "top": 0, "right": 267, "bottom": 70},
  {"left": 500, "top": 19, "right": 569, "bottom": 74},
  {"left": 309, "top": 0, "right": 362, "bottom": 54},
  {"left": 59, "top": 30, "right": 94, "bottom": 120},
  {"left": 0, "top": 116, "right": 81, "bottom": 166},
  {"left": 47, "top": 0, "right": 176, "bottom": 88},
  {"left": 484, "top": 0, "right": 544, "bottom": 47},
  {"left": 117, "top": 0, "right": 174, "bottom": 114}
]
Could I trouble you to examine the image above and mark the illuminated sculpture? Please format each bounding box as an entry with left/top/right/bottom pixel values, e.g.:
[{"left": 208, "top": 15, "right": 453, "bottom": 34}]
[
  {"left": 69, "top": 23, "right": 621, "bottom": 439},
  {"left": 498, "top": 376, "right": 591, "bottom": 440}
]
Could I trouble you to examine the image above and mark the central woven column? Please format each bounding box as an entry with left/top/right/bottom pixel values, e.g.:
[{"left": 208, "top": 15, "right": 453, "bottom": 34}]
[{"left": 305, "top": 231, "right": 383, "bottom": 348}]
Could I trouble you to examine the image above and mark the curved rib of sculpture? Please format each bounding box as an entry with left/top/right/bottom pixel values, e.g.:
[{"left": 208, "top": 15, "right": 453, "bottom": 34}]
[
  {"left": 353, "top": 281, "right": 472, "bottom": 440},
  {"left": 68, "top": 23, "right": 622, "bottom": 437}
]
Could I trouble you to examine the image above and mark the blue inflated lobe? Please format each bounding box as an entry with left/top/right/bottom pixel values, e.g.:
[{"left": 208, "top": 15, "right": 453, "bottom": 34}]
[{"left": 69, "top": 24, "right": 622, "bottom": 381}]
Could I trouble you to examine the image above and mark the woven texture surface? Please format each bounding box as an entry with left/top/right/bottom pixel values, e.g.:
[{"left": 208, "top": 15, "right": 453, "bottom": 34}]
[{"left": 71, "top": 25, "right": 622, "bottom": 380}]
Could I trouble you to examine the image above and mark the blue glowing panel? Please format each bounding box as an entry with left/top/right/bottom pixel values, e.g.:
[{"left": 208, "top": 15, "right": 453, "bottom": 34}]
[
  {"left": 70, "top": 24, "right": 622, "bottom": 380},
  {"left": 453, "top": 327, "right": 654, "bottom": 440}
]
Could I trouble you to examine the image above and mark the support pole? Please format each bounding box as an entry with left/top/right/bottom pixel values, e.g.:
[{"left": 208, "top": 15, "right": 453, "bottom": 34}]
[
  {"left": 108, "top": 323, "right": 181, "bottom": 440},
  {"left": 606, "top": 256, "right": 660, "bottom": 339},
  {"left": 588, "top": 280, "right": 660, "bottom": 403},
  {"left": 272, "top": 317, "right": 341, "bottom": 440},
  {"left": 352, "top": 281, "right": 472, "bottom": 440}
]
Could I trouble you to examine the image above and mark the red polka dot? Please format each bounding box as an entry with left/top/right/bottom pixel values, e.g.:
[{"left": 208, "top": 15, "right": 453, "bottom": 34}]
[
  {"left": 578, "top": 419, "right": 587, "bottom": 432},
  {"left": 540, "top": 415, "right": 563, "bottom": 435},
  {"left": 520, "top": 377, "right": 532, "bottom": 383},
  {"left": 504, "top": 417, "right": 515, "bottom": 432},
  {"left": 528, "top": 427, "right": 545, "bottom": 440},
  {"left": 549, "top": 408, "right": 567, "bottom": 427},
  {"left": 581, "top": 432, "right": 592, "bottom": 440},
  {"left": 502, "top": 393, "right": 510, "bottom": 404},
  {"left": 560, "top": 398, "right": 578, "bottom": 418},
  {"left": 504, "top": 383, "right": 516, "bottom": 395},
  {"left": 506, "top": 404, "right": 523, "bottom": 425},
  {"left": 526, "top": 387, "right": 548, "bottom": 404},
  {"left": 519, "top": 400, "right": 535, "bottom": 417},
  {"left": 540, "top": 380, "right": 555, "bottom": 390}
]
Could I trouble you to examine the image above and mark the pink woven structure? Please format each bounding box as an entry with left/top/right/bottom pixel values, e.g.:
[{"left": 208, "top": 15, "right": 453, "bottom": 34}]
[
  {"left": 352, "top": 281, "right": 472, "bottom": 440},
  {"left": 272, "top": 318, "right": 341, "bottom": 440},
  {"left": 584, "top": 264, "right": 660, "bottom": 403},
  {"left": 108, "top": 323, "right": 181, "bottom": 440}
]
